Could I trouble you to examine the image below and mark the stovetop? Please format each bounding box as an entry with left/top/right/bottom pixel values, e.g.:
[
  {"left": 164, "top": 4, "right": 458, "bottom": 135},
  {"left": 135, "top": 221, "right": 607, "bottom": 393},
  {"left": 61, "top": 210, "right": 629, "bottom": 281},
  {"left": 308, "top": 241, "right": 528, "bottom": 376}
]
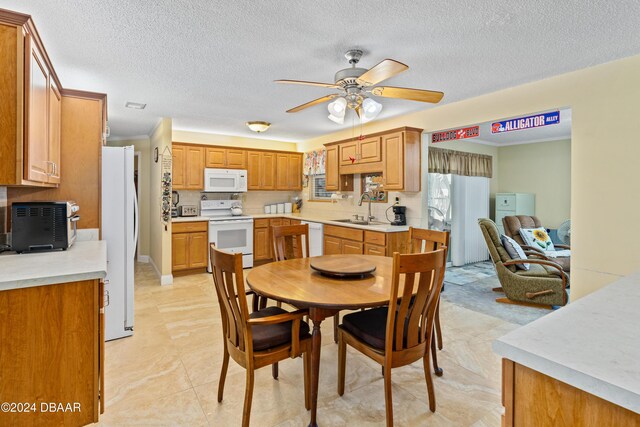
[{"left": 206, "top": 215, "right": 253, "bottom": 222}]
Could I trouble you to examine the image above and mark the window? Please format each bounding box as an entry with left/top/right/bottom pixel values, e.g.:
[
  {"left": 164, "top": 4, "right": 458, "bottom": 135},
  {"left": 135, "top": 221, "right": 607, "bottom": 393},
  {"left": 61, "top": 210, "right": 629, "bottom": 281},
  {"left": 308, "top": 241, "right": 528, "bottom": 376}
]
[{"left": 310, "top": 174, "right": 334, "bottom": 200}]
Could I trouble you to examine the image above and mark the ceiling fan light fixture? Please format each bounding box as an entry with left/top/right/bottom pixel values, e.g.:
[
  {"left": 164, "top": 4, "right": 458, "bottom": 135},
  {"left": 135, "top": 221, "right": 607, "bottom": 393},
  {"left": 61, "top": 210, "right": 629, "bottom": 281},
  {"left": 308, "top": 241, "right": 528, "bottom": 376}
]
[
  {"left": 361, "top": 98, "right": 383, "bottom": 122},
  {"left": 328, "top": 113, "right": 344, "bottom": 124},
  {"left": 327, "top": 97, "right": 347, "bottom": 117},
  {"left": 246, "top": 121, "right": 271, "bottom": 133}
]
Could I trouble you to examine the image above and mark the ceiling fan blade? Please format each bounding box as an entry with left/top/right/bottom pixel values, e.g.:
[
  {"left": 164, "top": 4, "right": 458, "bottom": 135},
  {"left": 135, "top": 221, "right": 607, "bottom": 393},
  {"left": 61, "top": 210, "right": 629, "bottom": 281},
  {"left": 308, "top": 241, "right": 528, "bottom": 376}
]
[
  {"left": 286, "top": 94, "right": 338, "bottom": 113},
  {"left": 371, "top": 86, "right": 444, "bottom": 103},
  {"left": 275, "top": 79, "right": 340, "bottom": 89},
  {"left": 356, "top": 59, "right": 408, "bottom": 86}
]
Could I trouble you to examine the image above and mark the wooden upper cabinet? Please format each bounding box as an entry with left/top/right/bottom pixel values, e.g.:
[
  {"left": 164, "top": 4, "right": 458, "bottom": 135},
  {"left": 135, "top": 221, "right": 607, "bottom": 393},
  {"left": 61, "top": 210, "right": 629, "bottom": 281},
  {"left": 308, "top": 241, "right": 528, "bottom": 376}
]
[
  {"left": 172, "top": 145, "right": 186, "bottom": 189},
  {"left": 226, "top": 149, "right": 246, "bottom": 169},
  {"left": 324, "top": 127, "right": 422, "bottom": 192},
  {"left": 205, "top": 147, "right": 225, "bottom": 168},
  {"left": 47, "top": 79, "right": 61, "bottom": 184},
  {"left": 0, "top": 19, "right": 64, "bottom": 187},
  {"left": 276, "top": 153, "right": 289, "bottom": 190},
  {"left": 288, "top": 153, "right": 302, "bottom": 190},
  {"left": 247, "top": 151, "right": 261, "bottom": 190},
  {"left": 185, "top": 146, "right": 204, "bottom": 189},
  {"left": 383, "top": 132, "right": 404, "bottom": 190},
  {"left": 173, "top": 143, "right": 204, "bottom": 190},
  {"left": 24, "top": 34, "right": 50, "bottom": 184},
  {"left": 339, "top": 141, "right": 358, "bottom": 166},
  {"left": 247, "top": 150, "right": 276, "bottom": 190},
  {"left": 338, "top": 137, "right": 380, "bottom": 166},
  {"left": 205, "top": 147, "right": 246, "bottom": 169},
  {"left": 358, "top": 137, "right": 382, "bottom": 163},
  {"left": 261, "top": 152, "right": 276, "bottom": 190},
  {"left": 325, "top": 146, "right": 339, "bottom": 191}
]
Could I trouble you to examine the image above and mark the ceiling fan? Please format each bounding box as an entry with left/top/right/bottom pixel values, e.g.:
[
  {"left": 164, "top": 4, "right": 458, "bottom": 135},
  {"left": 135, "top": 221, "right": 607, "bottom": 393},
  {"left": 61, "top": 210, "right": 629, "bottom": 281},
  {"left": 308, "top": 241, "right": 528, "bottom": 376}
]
[{"left": 276, "top": 49, "right": 444, "bottom": 124}]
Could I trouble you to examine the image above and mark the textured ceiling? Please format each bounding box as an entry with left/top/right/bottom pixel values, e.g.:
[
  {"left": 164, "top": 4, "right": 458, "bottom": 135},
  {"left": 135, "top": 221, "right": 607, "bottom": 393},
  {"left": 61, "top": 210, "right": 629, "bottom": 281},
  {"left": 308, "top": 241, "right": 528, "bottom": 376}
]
[{"left": 3, "top": 1, "right": 639, "bottom": 141}]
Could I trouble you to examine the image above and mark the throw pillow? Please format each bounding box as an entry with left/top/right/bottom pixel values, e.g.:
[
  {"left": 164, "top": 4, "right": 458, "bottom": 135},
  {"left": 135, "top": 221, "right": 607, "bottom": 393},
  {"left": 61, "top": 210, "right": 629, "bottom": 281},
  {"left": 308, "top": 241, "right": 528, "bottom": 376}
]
[
  {"left": 519, "top": 227, "right": 556, "bottom": 252},
  {"left": 501, "top": 235, "right": 530, "bottom": 270}
]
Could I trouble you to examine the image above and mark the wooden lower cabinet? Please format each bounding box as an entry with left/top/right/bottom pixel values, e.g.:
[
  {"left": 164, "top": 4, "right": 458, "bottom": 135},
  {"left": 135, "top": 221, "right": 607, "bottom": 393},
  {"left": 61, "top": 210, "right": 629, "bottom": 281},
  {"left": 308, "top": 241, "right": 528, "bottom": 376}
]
[
  {"left": 364, "top": 243, "right": 386, "bottom": 256},
  {"left": 342, "top": 240, "right": 364, "bottom": 254},
  {"left": 172, "top": 221, "right": 208, "bottom": 273},
  {"left": 501, "top": 359, "right": 640, "bottom": 426},
  {"left": 0, "top": 279, "right": 103, "bottom": 426},
  {"left": 254, "top": 217, "right": 297, "bottom": 264},
  {"left": 323, "top": 235, "right": 342, "bottom": 255},
  {"left": 323, "top": 224, "right": 408, "bottom": 256}
]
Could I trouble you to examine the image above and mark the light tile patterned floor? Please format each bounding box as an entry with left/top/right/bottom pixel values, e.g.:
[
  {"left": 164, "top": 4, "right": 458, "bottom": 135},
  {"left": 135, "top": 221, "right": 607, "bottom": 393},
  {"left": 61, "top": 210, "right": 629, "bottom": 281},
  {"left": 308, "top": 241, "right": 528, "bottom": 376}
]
[{"left": 97, "top": 263, "right": 521, "bottom": 426}]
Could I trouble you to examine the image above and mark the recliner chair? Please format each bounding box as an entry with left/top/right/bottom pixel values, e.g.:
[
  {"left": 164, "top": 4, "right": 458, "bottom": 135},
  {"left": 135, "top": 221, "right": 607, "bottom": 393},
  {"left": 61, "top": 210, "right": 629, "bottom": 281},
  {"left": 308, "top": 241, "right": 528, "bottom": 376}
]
[
  {"left": 479, "top": 218, "right": 568, "bottom": 307},
  {"left": 502, "top": 215, "right": 570, "bottom": 272}
]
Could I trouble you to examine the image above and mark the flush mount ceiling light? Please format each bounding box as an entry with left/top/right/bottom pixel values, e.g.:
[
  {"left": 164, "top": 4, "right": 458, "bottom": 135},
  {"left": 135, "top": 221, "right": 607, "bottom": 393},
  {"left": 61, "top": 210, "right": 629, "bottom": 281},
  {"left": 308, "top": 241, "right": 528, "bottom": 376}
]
[
  {"left": 125, "top": 101, "right": 146, "bottom": 109},
  {"left": 276, "top": 49, "right": 444, "bottom": 124},
  {"left": 246, "top": 121, "right": 271, "bottom": 133}
]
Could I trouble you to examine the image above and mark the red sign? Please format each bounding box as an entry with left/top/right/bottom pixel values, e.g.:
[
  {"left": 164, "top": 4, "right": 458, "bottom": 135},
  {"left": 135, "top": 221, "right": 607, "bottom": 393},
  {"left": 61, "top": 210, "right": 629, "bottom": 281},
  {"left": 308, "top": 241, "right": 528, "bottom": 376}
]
[{"left": 431, "top": 126, "right": 480, "bottom": 143}]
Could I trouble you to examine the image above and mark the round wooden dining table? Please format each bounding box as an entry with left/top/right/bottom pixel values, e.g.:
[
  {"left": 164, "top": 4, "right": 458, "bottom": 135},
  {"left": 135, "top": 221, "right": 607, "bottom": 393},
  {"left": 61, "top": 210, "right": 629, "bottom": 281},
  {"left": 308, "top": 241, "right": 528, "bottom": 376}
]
[{"left": 246, "top": 255, "right": 408, "bottom": 427}]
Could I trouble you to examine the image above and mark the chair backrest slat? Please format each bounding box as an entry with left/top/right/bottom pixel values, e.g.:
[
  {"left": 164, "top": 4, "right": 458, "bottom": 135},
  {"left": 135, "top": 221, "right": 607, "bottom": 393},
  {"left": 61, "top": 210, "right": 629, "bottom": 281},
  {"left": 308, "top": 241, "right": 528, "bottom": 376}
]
[
  {"left": 272, "top": 224, "right": 310, "bottom": 261},
  {"left": 210, "top": 243, "right": 251, "bottom": 352},
  {"left": 385, "top": 250, "right": 445, "bottom": 352}
]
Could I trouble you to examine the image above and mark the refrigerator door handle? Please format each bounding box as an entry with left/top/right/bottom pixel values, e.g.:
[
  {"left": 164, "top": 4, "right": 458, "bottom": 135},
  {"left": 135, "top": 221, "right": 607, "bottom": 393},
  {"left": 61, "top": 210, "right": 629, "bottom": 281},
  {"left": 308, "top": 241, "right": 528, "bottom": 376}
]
[{"left": 132, "top": 179, "right": 139, "bottom": 256}]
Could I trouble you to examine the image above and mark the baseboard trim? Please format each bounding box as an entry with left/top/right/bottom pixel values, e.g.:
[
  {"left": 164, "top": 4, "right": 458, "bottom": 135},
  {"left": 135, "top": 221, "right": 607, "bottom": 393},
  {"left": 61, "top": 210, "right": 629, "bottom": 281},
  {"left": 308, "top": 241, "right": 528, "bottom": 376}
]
[
  {"left": 137, "top": 255, "right": 150, "bottom": 263},
  {"left": 149, "top": 256, "right": 173, "bottom": 285}
]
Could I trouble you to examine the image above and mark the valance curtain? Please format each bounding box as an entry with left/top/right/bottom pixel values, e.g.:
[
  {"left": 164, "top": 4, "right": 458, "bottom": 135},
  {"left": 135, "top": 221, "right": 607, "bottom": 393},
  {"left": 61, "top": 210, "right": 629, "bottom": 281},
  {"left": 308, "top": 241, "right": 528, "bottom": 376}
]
[
  {"left": 428, "top": 147, "right": 493, "bottom": 178},
  {"left": 303, "top": 149, "right": 326, "bottom": 176}
]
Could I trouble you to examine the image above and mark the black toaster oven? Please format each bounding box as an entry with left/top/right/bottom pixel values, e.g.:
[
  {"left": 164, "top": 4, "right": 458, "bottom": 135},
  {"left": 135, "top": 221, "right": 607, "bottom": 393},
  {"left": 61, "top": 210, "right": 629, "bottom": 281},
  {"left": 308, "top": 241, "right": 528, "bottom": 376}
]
[{"left": 11, "top": 201, "right": 80, "bottom": 253}]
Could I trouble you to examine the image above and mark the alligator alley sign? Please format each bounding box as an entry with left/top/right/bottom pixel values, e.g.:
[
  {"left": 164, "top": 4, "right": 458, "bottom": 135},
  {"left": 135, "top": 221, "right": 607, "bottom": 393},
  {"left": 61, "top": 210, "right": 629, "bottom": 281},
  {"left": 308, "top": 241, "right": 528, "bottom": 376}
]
[
  {"left": 492, "top": 111, "right": 560, "bottom": 134},
  {"left": 432, "top": 126, "right": 480, "bottom": 143}
]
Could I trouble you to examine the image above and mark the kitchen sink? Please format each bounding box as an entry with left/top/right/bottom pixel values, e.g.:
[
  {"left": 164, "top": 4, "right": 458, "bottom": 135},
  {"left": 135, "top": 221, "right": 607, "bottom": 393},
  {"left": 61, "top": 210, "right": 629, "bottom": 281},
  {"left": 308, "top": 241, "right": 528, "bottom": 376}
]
[{"left": 333, "top": 219, "right": 388, "bottom": 226}]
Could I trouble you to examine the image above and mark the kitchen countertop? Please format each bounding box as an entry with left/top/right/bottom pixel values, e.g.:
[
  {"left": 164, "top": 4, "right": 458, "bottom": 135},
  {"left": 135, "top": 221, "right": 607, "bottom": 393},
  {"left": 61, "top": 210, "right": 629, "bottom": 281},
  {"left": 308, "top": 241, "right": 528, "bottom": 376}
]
[
  {"left": 172, "top": 216, "right": 210, "bottom": 223},
  {"left": 493, "top": 270, "right": 640, "bottom": 413},
  {"left": 172, "top": 213, "right": 410, "bottom": 232},
  {"left": 0, "top": 241, "right": 107, "bottom": 292},
  {"left": 251, "top": 213, "right": 410, "bottom": 233}
]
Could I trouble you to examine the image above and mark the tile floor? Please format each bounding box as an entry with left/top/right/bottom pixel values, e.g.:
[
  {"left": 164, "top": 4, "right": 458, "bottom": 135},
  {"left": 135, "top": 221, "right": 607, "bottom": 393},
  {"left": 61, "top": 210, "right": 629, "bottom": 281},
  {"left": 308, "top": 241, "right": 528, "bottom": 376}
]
[{"left": 98, "top": 263, "right": 522, "bottom": 426}]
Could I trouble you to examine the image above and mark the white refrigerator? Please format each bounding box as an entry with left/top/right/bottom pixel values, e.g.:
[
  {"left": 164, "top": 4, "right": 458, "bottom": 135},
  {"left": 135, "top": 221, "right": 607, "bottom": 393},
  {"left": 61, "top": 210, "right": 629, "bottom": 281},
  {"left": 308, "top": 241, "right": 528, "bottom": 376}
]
[{"left": 102, "top": 146, "right": 138, "bottom": 341}]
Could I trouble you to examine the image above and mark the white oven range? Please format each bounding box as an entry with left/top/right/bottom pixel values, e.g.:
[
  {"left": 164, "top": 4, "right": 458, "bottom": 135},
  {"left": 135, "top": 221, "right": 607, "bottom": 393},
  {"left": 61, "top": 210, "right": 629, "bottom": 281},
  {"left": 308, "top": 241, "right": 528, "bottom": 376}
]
[{"left": 201, "top": 200, "right": 253, "bottom": 269}]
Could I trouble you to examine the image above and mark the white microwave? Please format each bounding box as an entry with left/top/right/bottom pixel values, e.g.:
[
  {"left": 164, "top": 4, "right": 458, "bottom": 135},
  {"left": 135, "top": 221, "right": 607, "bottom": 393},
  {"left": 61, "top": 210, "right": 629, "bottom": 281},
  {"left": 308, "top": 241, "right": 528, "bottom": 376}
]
[{"left": 204, "top": 168, "right": 248, "bottom": 192}]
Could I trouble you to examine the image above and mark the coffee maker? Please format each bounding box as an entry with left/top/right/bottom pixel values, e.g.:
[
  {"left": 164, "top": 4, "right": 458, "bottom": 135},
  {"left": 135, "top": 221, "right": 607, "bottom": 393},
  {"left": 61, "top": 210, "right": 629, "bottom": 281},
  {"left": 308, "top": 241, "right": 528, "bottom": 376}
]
[{"left": 391, "top": 205, "right": 407, "bottom": 226}]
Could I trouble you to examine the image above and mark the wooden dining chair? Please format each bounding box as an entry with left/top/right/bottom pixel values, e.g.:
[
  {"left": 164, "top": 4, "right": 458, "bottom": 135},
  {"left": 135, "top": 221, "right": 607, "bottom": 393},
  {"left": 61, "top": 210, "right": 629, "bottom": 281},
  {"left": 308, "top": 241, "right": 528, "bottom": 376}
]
[
  {"left": 271, "top": 224, "right": 342, "bottom": 344},
  {"left": 408, "top": 227, "right": 449, "bottom": 376},
  {"left": 337, "top": 249, "right": 446, "bottom": 426},
  {"left": 210, "top": 244, "right": 312, "bottom": 427}
]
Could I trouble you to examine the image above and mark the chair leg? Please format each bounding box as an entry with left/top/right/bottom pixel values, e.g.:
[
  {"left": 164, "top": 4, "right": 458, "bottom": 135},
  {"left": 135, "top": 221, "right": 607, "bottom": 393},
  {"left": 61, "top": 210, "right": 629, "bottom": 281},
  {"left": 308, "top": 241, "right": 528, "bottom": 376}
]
[
  {"left": 242, "top": 369, "right": 255, "bottom": 427},
  {"left": 383, "top": 363, "right": 394, "bottom": 427},
  {"left": 303, "top": 351, "right": 311, "bottom": 410},
  {"left": 272, "top": 362, "right": 279, "bottom": 380},
  {"left": 431, "top": 331, "right": 443, "bottom": 377},
  {"left": 423, "top": 355, "right": 436, "bottom": 412},
  {"left": 337, "top": 331, "right": 346, "bottom": 396},
  {"left": 435, "top": 303, "right": 443, "bottom": 351},
  {"left": 217, "top": 345, "right": 230, "bottom": 402},
  {"left": 333, "top": 313, "right": 339, "bottom": 343}
]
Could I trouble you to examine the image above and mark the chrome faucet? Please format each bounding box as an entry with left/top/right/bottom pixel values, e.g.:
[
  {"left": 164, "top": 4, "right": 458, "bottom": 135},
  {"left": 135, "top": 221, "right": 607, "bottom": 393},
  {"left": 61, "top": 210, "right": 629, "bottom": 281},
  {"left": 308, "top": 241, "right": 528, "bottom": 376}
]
[{"left": 358, "top": 192, "right": 375, "bottom": 222}]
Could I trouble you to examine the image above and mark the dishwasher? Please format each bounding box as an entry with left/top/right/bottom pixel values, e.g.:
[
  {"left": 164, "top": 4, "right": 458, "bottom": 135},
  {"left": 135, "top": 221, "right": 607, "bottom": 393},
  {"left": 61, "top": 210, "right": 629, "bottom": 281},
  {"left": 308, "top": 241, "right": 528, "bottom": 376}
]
[{"left": 301, "top": 221, "right": 323, "bottom": 257}]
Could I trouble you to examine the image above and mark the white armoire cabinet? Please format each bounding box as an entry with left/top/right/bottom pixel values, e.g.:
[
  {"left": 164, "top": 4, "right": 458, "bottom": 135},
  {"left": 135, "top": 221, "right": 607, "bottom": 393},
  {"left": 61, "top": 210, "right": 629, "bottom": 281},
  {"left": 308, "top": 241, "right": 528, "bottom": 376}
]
[{"left": 495, "top": 193, "right": 535, "bottom": 235}]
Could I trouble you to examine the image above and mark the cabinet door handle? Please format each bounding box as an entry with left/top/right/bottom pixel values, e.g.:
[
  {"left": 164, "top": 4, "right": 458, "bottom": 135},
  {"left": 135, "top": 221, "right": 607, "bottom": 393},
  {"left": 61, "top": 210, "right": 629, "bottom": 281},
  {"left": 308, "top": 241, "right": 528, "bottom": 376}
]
[{"left": 46, "top": 161, "right": 54, "bottom": 176}]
